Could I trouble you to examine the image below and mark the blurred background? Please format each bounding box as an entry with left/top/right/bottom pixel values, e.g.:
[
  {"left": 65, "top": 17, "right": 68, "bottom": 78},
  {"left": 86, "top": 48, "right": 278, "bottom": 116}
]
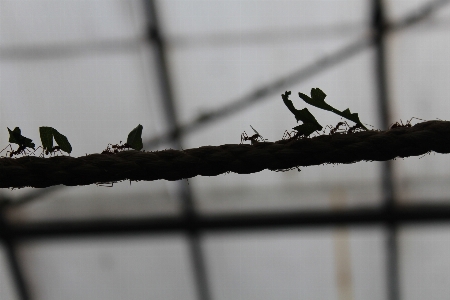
[{"left": 1, "top": 0, "right": 450, "bottom": 299}]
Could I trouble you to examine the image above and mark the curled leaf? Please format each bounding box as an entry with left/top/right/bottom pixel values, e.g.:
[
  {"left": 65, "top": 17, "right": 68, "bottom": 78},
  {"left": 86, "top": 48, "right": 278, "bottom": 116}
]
[{"left": 127, "top": 124, "right": 143, "bottom": 151}]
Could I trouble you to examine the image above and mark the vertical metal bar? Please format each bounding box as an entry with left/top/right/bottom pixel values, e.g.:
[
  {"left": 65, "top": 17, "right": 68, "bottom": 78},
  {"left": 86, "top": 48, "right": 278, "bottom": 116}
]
[
  {"left": 141, "top": 1, "right": 211, "bottom": 300},
  {"left": 371, "top": 1, "right": 400, "bottom": 300},
  {"left": 0, "top": 211, "right": 30, "bottom": 300}
]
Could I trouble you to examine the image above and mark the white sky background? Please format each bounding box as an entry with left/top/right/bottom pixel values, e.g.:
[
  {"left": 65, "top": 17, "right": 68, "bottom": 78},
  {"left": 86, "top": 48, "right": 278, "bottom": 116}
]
[{"left": 1, "top": 0, "right": 450, "bottom": 299}]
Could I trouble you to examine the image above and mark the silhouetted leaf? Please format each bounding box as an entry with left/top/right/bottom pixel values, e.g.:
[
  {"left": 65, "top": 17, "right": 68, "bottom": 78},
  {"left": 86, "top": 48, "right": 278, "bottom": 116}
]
[
  {"left": 127, "top": 124, "right": 143, "bottom": 150},
  {"left": 7, "top": 127, "right": 21, "bottom": 144},
  {"left": 39, "top": 127, "right": 54, "bottom": 152},
  {"left": 298, "top": 88, "right": 367, "bottom": 130},
  {"left": 39, "top": 127, "right": 72, "bottom": 154},
  {"left": 7, "top": 127, "right": 35, "bottom": 148},
  {"left": 52, "top": 129, "right": 72, "bottom": 154},
  {"left": 292, "top": 123, "right": 319, "bottom": 138},
  {"left": 299, "top": 88, "right": 334, "bottom": 112},
  {"left": 281, "top": 91, "right": 322, "bottom": 137}
]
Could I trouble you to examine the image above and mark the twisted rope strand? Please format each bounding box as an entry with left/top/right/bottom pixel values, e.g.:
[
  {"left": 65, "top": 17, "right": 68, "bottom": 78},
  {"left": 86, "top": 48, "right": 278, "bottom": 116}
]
[{"left": 1, "top": 121, "right": 449, "bottom": 189}]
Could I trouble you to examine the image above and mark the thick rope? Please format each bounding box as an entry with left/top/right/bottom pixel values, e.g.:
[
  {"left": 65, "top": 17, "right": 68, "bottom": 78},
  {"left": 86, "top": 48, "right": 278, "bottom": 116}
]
[{"left": 1, "top": 120, "right": 449, "bottom": 189}]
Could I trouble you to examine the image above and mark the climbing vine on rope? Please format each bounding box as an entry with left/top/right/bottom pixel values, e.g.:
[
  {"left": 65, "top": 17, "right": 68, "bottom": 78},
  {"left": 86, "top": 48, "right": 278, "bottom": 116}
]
[{"left": 1, "top": 89, "right": 450, "bottom": 189}]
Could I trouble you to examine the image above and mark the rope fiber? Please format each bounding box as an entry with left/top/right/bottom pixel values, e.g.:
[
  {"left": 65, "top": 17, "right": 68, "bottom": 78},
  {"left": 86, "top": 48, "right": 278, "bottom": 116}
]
[{"left": 1, "top": 120, "right": 449, "bottom": 189}]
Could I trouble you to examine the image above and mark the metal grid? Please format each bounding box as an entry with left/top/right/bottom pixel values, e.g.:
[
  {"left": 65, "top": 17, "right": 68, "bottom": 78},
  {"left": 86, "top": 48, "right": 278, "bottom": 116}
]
[{"left": 1, "top": 0, "right": 450, "bottom": 299}]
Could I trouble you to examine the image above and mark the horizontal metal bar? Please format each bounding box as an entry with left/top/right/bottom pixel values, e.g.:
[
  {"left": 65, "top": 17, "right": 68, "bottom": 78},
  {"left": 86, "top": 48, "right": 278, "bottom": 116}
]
[{"left": 2, "top": 203, "right": 450, "bottom": 240}]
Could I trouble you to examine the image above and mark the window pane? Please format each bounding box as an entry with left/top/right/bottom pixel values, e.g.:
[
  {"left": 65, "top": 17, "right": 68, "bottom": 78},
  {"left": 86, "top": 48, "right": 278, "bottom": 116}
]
[
  {"left": 400, "top": 225, "right": 450, "bottom": 300},
  {"left": 18, "top": 236, "right": 196, "bottom": 300},
  {"left": 204, "top": 227, "right": 386, "bottom": 300}
]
